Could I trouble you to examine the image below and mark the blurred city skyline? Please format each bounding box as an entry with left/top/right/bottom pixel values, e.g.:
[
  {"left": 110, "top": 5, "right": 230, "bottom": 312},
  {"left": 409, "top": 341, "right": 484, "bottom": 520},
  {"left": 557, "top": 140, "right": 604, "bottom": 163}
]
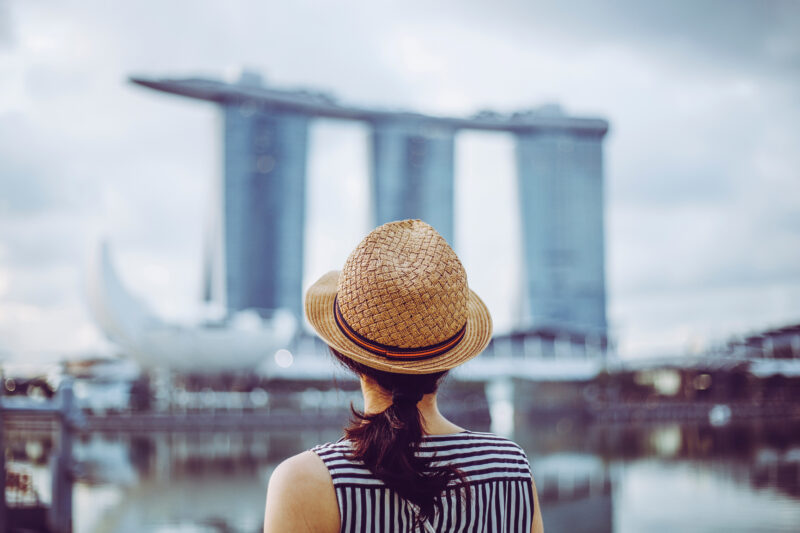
[{"left": 1, "top": 0, "right": 799, "bottom": 361}]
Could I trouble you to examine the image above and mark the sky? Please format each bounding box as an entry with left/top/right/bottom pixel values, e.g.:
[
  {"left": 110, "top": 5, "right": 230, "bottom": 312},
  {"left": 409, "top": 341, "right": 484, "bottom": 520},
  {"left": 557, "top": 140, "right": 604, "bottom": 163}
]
[{"left": 0, "top": 0, "right": 799, "bottom": 362}]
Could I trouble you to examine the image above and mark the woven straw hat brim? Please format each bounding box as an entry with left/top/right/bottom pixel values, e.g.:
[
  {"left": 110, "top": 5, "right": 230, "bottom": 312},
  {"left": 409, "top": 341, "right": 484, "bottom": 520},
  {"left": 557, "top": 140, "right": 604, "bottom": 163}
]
[{"left": 305, "top": 270, "right": 493, "bottom": 375}]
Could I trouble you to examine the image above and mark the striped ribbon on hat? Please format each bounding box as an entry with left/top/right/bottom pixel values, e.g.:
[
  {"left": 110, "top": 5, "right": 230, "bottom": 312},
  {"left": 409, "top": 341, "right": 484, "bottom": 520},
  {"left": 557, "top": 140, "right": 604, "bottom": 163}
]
[{"left": 333, "top": 296, "right": 466, "bottom": 361}]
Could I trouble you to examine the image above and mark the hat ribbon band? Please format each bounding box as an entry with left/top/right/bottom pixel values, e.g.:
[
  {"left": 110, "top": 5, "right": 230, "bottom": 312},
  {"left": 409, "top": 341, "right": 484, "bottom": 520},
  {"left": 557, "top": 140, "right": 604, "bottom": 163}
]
[{"left": 333, "top": 296, "right": 467, "bottom": 361}]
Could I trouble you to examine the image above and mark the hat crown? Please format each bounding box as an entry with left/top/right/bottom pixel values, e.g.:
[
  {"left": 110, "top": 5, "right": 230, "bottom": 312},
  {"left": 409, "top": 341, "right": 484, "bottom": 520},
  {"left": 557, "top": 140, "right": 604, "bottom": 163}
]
[{"left": 336, "top": 220, "right": 468, "bottom": 349}]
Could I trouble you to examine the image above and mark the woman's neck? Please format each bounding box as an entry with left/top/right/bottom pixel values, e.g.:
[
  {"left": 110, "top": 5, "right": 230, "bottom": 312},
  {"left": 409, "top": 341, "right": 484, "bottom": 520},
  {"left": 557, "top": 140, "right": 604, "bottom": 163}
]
[{"left": 359, "top": 376, "right": 465, "bottom": 436}]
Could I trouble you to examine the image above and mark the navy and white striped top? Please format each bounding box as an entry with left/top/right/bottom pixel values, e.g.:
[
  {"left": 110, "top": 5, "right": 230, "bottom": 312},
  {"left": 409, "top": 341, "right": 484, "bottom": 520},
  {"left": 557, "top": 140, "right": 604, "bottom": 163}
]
[{"left": 312, "top": 431, "right": 535, "bottom": 532}]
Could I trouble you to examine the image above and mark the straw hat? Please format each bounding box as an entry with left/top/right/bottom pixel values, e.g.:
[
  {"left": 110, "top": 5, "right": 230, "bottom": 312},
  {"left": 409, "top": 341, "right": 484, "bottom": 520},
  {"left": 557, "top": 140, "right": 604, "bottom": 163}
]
[{"left": 305, "top": 219, "right": 492, "bottom": 374}]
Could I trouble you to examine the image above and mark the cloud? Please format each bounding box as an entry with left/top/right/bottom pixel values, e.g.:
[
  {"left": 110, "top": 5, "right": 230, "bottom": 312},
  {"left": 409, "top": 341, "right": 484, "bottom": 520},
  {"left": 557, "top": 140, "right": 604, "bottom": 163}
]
[
  {"left": 0, "top": 0, "right": 10, "bottom": 48},
  {"left": 0, "top": 0, "right": 798, "bottom": 360},
  {"left": 457, "top": 0, "right": 800, "bottom": 83}
]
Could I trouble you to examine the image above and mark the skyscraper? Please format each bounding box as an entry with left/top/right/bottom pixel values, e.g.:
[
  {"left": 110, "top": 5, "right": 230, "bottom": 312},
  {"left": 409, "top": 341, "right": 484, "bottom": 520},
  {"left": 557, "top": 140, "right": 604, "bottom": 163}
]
[
  {"left": 516, "top": 118, "right": 607, "bottom": 340},
  {"left": 221, "top": 103, "right": 309, "bottom": 318},
  {"left": 370, "top": 118, "right": 456, "bottom": 245}
]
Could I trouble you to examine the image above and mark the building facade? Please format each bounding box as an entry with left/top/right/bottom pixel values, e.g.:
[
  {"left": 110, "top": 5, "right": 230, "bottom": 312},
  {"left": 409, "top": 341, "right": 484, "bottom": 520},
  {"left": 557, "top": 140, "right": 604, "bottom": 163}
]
[{"left": 516, "top": 127, "right": 607, "bottom": 339}]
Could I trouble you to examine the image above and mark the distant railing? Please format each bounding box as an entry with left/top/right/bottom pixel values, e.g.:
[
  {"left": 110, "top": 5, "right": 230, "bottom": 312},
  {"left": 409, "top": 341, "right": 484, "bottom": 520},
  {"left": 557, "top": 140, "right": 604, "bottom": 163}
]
[{"left": 1, "top": 379, "right": 84, "bottom": 533}]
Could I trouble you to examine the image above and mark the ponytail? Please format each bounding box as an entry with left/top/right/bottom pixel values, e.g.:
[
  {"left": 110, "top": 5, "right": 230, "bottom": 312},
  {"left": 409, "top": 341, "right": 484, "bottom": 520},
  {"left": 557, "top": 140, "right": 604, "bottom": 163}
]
[{"left": 330, "top": 349, "right": 466, "bottom": 525}]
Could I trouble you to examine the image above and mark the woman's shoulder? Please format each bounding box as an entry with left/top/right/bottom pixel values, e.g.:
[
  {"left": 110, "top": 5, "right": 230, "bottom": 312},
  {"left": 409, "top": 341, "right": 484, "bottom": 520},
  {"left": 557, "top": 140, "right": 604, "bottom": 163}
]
[
  {"left": 273, "top": 449, "right": 332, "bottom": 480},
  {"left": 263, "top": 450, "right": 339, "bottom": 533},
  {"left": 421, "top": 430, "right": 532, "bottom": 470},
  {"left": 423, "top": 430, "right": 529, "bottom": 453},
  {"left": 267, "top": 450, "right": 335, "bottom": 503}
]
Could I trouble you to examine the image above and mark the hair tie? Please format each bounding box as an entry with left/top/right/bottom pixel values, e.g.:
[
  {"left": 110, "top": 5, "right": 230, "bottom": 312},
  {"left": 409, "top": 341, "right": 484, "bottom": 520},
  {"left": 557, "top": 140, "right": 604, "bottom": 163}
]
[{"left": 392, "top": 390, "right": 424, "bottom": 404}]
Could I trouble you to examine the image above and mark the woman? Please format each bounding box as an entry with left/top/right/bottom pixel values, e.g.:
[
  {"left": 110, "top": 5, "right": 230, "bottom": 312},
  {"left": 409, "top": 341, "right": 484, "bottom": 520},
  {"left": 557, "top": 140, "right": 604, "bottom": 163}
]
[{"left": 264, "top": 219, "right": 544, "bottom": 532}]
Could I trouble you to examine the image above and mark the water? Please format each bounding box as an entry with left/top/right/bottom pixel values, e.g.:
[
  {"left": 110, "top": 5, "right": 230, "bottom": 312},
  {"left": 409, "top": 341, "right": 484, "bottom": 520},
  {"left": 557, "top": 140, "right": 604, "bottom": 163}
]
[{"left": 7, "top": 421, "right": 800, "bottom": 532}]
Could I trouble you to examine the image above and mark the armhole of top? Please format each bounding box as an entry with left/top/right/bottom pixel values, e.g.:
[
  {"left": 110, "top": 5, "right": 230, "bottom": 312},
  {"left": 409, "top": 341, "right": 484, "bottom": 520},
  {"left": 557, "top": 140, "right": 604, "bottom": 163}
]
[
  {"left": 310, "top": 443, "right": 339, "bottom": 477},
  {"left": 309, "top": 444, "right": 345, "bottom": 531},
  {"left": 519, "top": 446, "right": 536, "bottom": 519}
]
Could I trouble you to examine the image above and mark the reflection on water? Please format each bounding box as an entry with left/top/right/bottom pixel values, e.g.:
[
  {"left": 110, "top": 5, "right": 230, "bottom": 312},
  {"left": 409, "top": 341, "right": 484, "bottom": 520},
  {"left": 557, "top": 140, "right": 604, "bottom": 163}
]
[
  {"left": 6, "top": 421, "right": 800, "bottom": 532},
  {"left": 72, "top": 430, "right": 344, "bottom": 533},
  {"left": 512, "top": 419, "right": 800, "bottom": 532}
]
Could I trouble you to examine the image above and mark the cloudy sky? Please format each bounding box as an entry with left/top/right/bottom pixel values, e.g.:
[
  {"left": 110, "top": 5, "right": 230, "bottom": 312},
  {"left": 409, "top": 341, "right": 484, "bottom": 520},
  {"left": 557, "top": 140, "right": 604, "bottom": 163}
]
[{"left": 1, "top": 0, "right": 799, "bottom": 362}]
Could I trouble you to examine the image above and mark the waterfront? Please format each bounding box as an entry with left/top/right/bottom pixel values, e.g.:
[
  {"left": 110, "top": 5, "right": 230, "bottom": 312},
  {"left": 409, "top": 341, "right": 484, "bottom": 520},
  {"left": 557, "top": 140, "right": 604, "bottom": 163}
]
[{"left": 6, "top": 414, "right": 800, "bottom": 533}]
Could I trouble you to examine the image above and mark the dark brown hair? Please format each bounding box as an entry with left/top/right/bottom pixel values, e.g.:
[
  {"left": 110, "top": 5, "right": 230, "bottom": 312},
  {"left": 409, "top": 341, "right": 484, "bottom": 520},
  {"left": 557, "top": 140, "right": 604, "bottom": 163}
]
[{"left": 330, "top": 348, "right": 468, "bottom": 525}]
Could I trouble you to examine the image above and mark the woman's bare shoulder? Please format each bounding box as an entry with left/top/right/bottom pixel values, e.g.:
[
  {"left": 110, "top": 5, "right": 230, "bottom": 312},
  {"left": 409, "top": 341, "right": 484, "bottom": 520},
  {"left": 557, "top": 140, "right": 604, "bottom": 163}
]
[
  {"left": 273, "top": 450, "right": 332, "bottom": 485},
  {"left": 263, "top": 451, "right": 339, "bottom": 533}
]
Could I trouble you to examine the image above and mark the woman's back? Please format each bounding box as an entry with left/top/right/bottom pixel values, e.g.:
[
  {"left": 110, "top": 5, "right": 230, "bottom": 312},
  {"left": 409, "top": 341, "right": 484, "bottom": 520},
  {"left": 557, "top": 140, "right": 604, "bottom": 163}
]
[
  {"left": 313, "top": 431, "right": 535, "bottom": 533},
  {"left": 264, "top": 221, "right": 543, "bottom": 533}
]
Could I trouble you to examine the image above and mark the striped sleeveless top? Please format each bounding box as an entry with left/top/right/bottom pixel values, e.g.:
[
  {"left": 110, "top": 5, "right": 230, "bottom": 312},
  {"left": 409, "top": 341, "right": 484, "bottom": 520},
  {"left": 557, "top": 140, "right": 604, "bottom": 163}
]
[{"left": 312, "top": 431, "right": 535, "bottom": 532}]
